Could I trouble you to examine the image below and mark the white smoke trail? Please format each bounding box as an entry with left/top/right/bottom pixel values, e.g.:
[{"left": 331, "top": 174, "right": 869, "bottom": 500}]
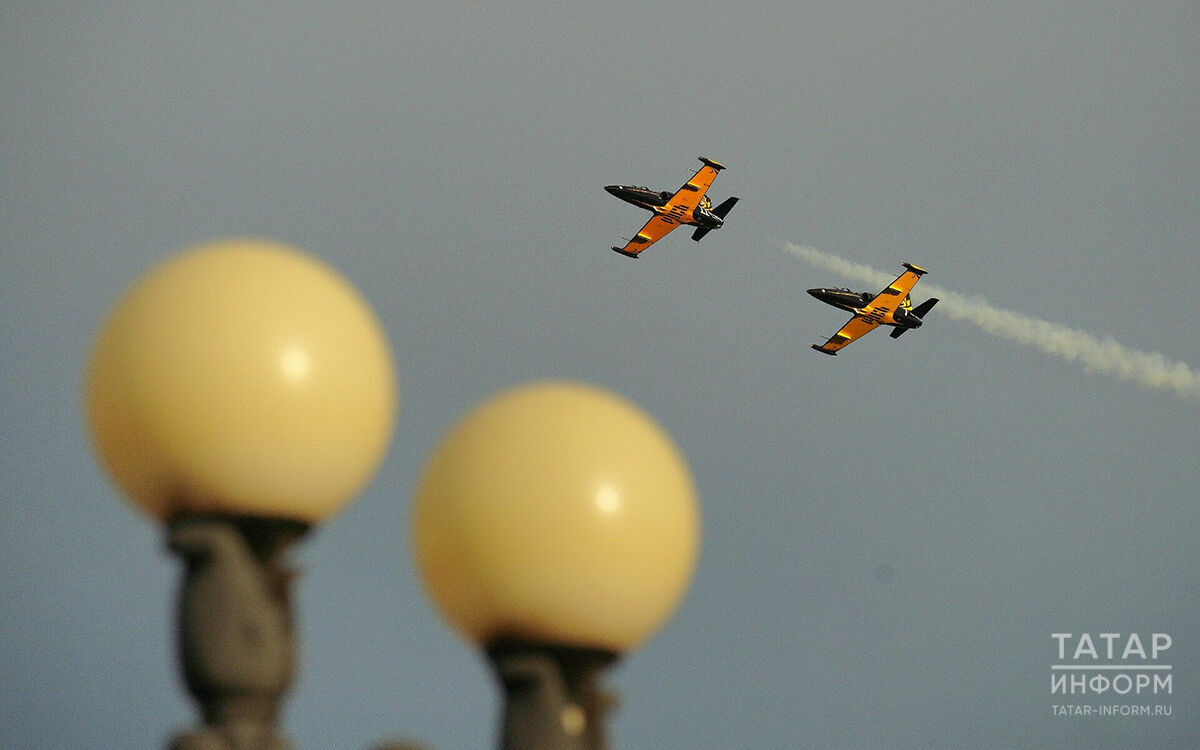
[{"left": 783, "top": 242, "right": 1200, "bottom": 402}]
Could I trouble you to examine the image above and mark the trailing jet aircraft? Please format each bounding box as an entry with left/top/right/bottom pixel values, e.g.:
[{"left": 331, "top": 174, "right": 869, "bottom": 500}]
[
  {"left": 809, "top": 263, "right": 939, "bottom": 355},
  {"left": 606, "top": 157, "right": 738, "bottom": 259}
]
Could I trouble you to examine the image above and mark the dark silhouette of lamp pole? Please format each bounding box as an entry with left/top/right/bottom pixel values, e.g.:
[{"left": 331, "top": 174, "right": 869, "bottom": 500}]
[
  {"left": 85, "top": 239, "right": 397, "bottom": 750},
  {"left": 411, "top": 381, "right": 700, "bottom": 750}
]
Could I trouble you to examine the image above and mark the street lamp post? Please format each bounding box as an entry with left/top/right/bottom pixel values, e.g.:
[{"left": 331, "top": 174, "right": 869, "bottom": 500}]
[
  {"left": 411, "top": 382, "right": 700, "bottom": 750},
  {"left": 84, "top": 239, "right": 397, "bottom": 750},
  {"left": 167, "top": 514, "right": 307, "bottom": 750},
  {"left": 486, "top": 640, "right": 617, "bottom": 750}
]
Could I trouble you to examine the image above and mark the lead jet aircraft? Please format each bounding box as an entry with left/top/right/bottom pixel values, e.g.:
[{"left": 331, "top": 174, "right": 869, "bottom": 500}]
[
  {"left": 606, "top": 157, "right": 738, "bottom": 259},
  {"left": 809, "top": 263, "right": 939, "bottom": 355}
]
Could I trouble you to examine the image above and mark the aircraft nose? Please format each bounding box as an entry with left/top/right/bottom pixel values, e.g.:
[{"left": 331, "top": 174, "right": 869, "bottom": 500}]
[
  {"left": 604, "top": 185, "right": 621, "bottom": 196},
  {"left": 807, "top": 288, "right": 840, "bottom": 306}
]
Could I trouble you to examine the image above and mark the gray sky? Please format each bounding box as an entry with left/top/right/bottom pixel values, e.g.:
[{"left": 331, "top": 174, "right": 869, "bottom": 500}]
[{"left": 2, "top": 2, "right": 1198, "bottom": 748}]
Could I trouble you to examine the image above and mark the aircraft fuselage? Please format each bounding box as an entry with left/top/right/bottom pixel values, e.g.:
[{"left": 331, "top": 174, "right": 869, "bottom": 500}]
[
  {"left": 807, "top": 287, "right": 923, "bottom": 329},
  {"left": 604, "top": 184, "right": 724, "bottom": 229}
]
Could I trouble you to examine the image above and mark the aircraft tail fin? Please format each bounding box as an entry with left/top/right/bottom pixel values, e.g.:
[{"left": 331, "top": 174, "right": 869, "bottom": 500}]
[
  {"left": 892, "top": 298, "right": 939, "bottom": 339},
  {"left": 692, "top": 197, "right": 739, "bottom": 241},
  {"left": 712, "top": 196, "right": 738, "bottom": 219},
  {"left": 913, "top": 298, "right": 939, "bottom": 318}
]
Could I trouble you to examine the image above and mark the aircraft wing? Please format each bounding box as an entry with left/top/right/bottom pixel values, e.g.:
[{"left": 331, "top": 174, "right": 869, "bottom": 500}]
[
  {"left": 667, "top": 160, "right": 724, "bottom": 214},
  {"left": 612, "top": 213, "right": 682, "bottom": 258},
  {"left": 866, "top": 265, "right": 926, "bottom": 311},
  {"left": 811, "top": 315, "right": 881, "bottom": 355}
]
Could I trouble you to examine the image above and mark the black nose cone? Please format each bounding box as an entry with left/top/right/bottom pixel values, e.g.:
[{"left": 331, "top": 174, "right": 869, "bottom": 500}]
[{"left": 807, "top": 288, "right": 843, "bottom": 307}]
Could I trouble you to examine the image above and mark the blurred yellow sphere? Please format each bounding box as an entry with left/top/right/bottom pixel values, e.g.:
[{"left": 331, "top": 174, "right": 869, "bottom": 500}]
[
  {"left": 85, "top": 238, "right": 397, "bottom": 524},
  {"left": 412, "top": 381, "right": 699, "bottom": 653}
]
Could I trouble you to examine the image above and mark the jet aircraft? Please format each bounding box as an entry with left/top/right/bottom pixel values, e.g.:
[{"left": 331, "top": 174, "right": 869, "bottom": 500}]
[
  {"left": 606, "top": 157, "right": 738, "bottom": 258},
  {"left": 809, "top": 263, "right": 939, "bottom": 355}
]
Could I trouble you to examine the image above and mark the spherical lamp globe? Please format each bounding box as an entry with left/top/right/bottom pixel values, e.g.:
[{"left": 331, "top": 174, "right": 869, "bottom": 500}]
[
  {"left": 85, "top": 238, "right": 397, "bottom": 524},
  {"left": 412, "top": 381, "right": 700, "bottom": 654}
]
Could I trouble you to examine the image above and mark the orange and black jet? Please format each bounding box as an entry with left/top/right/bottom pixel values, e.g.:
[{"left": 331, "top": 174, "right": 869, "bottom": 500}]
[
  {"left": 606, "top": 157, "right": 738, "bottom": 258},
  {"left": 808, "top": 263, "right": 939, "bottom": 355}
]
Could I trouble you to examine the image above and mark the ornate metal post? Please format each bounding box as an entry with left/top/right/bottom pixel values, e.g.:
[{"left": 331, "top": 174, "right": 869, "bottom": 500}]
[
  {"left": 487, "top": 641, "right": 618, "bottom": 750},
  {"left": 167, "top": 515, "right": 308, "bottom": 750}
]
